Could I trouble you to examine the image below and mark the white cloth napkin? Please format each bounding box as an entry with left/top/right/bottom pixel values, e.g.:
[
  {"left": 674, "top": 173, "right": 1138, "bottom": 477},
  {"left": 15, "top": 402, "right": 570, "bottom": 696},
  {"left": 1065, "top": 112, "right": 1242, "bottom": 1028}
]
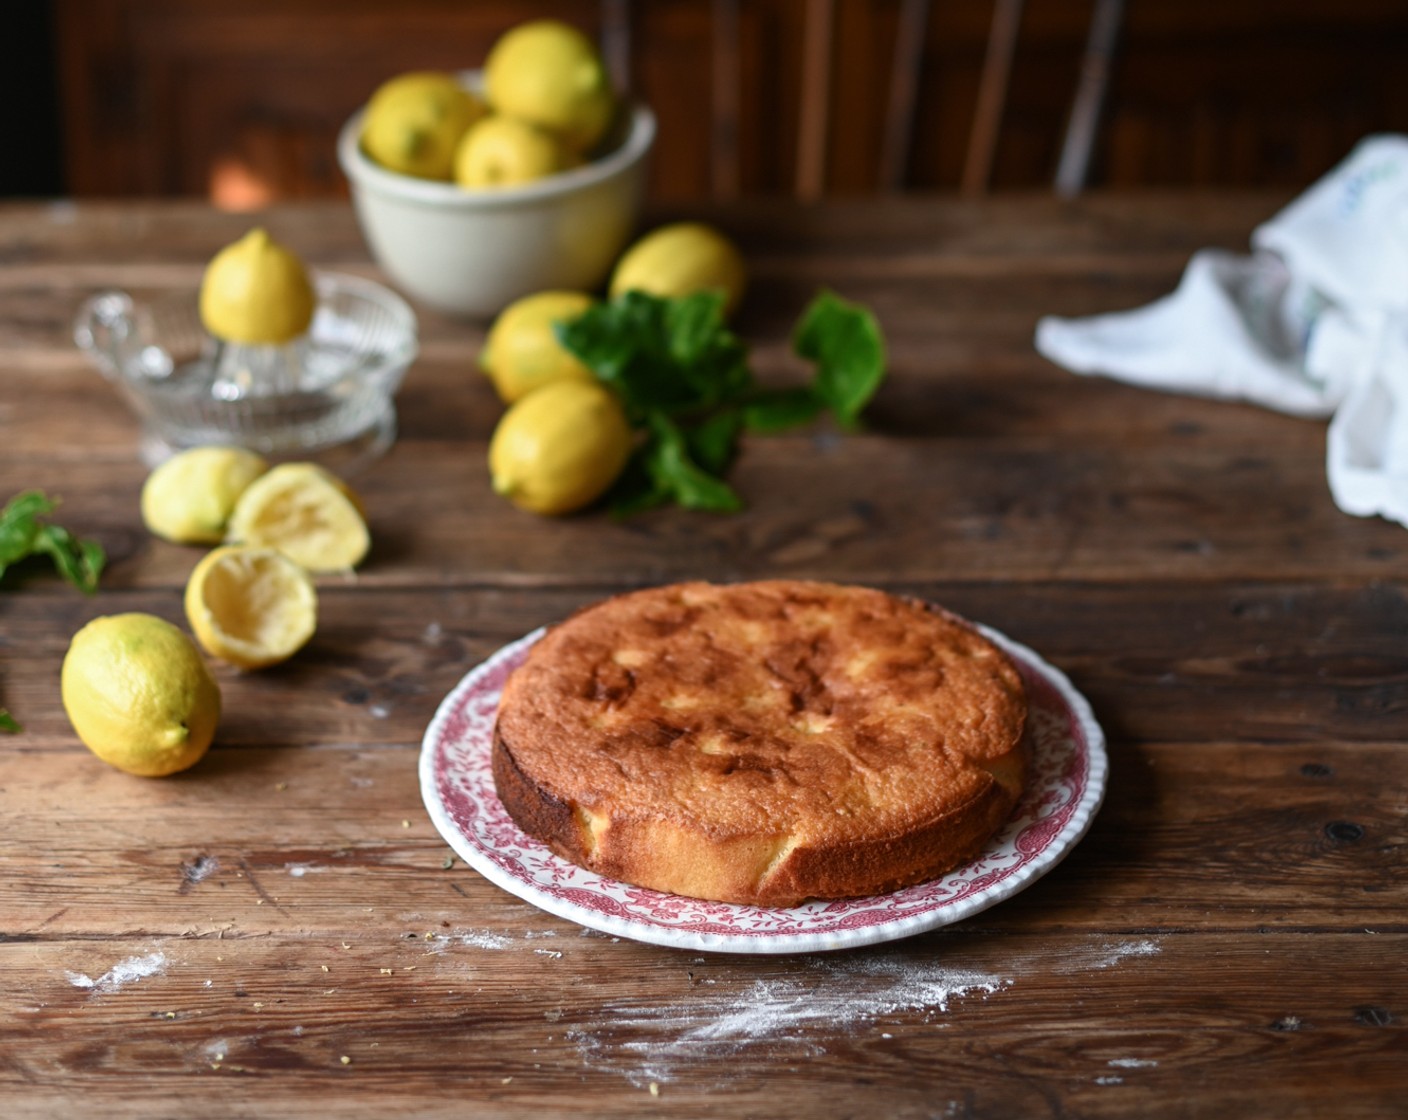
[{"left": 1035, "top": 134, "right": 1408, "bottom": 527}]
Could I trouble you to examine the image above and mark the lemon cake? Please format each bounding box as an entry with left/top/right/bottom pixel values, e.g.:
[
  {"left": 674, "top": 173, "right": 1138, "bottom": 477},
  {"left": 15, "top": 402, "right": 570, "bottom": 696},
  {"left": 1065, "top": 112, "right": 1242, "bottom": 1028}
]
[{"left": 491, "top": 580, "right": 1028, "bottom": 906}]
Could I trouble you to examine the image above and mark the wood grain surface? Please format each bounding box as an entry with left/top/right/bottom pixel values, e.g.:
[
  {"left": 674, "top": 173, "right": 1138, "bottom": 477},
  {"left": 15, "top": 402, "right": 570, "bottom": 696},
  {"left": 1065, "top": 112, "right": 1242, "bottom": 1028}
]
[{"left": 1, "top": 196, "right": 1404, "bottom": 1119}]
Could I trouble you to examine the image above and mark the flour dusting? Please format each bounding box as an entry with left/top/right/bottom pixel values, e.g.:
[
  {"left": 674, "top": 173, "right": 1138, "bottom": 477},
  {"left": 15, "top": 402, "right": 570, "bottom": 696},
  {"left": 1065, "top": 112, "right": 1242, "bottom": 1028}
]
[
  {"left": 571, "top": 951, "right": 1009, "bottom": 1087},
  {"left": 1109, "top": 1057, "right": 1159, "bottom": 1069},
  {"left": 1049, "top": 938, "right": 1163, "bottom": 974},
  {"left": 458, "top": 931, "right": 514, "bottom": 950},
  {"left": 66, "top": 952, "right": 168, "bottom": 994},
  {"left": 1085, "top": 939, "right": 1161, "bottom": 970}
]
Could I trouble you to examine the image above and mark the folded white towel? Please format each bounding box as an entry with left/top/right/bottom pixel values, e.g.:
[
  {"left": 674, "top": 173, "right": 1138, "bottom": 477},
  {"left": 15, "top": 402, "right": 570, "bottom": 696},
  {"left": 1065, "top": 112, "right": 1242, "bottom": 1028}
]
[{"left": 1036, "top": 134, "right": 1408, "bottom": 528}]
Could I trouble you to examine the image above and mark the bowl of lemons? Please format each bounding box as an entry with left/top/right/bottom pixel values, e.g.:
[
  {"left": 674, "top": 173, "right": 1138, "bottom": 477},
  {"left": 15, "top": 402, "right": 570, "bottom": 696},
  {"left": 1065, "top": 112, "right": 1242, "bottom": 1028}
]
[{"left": 338, "top": 20, "right": 656, "bottom": 318}]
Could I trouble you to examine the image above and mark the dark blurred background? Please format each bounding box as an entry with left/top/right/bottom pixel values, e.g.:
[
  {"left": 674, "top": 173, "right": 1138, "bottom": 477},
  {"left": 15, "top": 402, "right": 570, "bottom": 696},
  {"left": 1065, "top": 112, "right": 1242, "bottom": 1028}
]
[{"left": 5, "top": 0, "right": 1408, "bottom": 207}]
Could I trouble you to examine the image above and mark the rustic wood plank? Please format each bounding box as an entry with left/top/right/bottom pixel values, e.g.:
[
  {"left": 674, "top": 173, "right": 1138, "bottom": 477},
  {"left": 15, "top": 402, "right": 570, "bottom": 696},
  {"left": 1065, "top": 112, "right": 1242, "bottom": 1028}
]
[
  {"left": 1, "top": 732, "right": 1403, "bottom": 935},
  {"left": 3, "top": 436, "right": 1399, "bottom": 590},
  {"left": 5, "top": 581, "right": 1407, "bottom": 748},
  {"left": 1, "top": 931, "right": 1402, "bottom": 1117}
]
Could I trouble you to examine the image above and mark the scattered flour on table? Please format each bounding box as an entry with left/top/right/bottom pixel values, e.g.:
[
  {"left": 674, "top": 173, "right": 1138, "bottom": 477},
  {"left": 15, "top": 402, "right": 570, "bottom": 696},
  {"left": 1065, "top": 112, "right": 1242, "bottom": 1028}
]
[
  {"left": 285, "top": 863, "right": 328, "bottom": 878},
  {"left": 65, "top": 952, "right": 167, "bottom": 994},
  {"left": 1110, "top": 1058, "right": 1159, "bottom": 1069},
  {"left": 1048, "top": 938, "right": 1162, "bottom": 974},
  {"left": 456, "top": 931, "right": 515, "bottom": 950},
  {"left": 570, "top": 951, "right": 1010, "bottom": 1088}
]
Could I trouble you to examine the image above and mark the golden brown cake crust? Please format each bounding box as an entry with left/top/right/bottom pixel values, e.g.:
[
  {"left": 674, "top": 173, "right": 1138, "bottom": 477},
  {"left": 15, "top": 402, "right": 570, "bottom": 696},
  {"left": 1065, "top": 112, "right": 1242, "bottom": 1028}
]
[{"left": 491, "top": 580, "right": 1028, "bottom": 906}]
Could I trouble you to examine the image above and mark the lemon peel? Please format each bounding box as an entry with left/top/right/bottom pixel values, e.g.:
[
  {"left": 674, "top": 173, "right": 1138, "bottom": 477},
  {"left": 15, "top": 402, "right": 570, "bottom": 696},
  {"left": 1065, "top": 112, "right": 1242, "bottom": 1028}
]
[
  {"left": 185, "top": 545, "right": 318, "bottom": 670},
  {"left": 225, "top": 463, "right": 370, "bottom": 573},
  {"left": 488, "top": 379, "right": 632, "bottom": 515},
  {"left": 610, "top": 223, "right": 747, "bottom": 317},
  {"left": 200, "top": 228, "right": 316, "bottom": 345},
  {"left": 480, "top": 290, "right": 596, "bottom": 403},
  {"left": 484, "top": 20, "right": 616, "bottom": 155},
  {"left": 141, "top": 446, "right": 269, "bottom": 545},
  {"left": 362, "top": 71, "right": 487, "bottom": 180},
  {"left": 61, "top": 613, "right": 221, "bottom": 777}
]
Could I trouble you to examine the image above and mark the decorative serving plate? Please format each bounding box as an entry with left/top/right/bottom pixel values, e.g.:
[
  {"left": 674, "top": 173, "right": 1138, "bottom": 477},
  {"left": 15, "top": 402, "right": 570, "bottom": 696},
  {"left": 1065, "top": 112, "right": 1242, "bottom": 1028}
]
[{"left": 420, "top": 622, "right": 1107, "bottom": 954}]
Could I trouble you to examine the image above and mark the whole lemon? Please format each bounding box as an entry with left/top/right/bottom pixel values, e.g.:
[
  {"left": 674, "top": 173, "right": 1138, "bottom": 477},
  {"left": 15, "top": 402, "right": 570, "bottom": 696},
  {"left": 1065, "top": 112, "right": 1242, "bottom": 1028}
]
[
  {"left": 480, "top": 290, "right": 596, "bottom": 403},
  {"left": 61, "top": 613, "right": 222, "bottom": 777},
  {"left": 199, "top": 228, "right": 316, "bottom": 345},
  {"left": 141, "top": 445, "right": 269, "bottom": 545},
  {"left": 454, "top": 116, "right": 578, "bottom": 190},
  {"left": 362, "top": 70, "right": 487, "bottom": 180},
  {"left": 489, "top": 380, "right": 633, "bottom": 515},
  {"left": 609, "top": 222, "right": 747, "bottom": 316},
  {"left": 484, "top": 20, "right": 616, "bottom": 155}
]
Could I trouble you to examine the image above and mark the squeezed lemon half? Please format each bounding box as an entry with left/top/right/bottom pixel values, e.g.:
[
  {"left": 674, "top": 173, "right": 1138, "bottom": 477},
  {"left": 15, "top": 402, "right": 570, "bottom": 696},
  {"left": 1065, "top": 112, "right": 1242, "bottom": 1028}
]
[
  {"left": 141, "top": 445, "right": 269, "bottom": 545},
  {"left": 225, "top": 462, "right": 370, "bottom": 573},
  {"left": 200, "top": 228, "right": 316, "bottom": 346},
  {"left": 185, "top": 545, "right": 318, "bottom": 670}
]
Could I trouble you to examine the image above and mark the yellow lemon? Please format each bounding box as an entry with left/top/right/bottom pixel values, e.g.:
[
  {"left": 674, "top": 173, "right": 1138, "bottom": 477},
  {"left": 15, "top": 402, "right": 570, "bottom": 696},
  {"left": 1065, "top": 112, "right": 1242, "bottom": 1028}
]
[
  {"left": 226, "top": 462, "right": 370, "bottom": 573},
  {"left": 200, "top": 228, "right": 316, "bottom": 345},
  {"left": 453, "top": 115, "right": 578, "bottom": 189},
  {"left": 480, "top": 290, "right": 596, "bottom": 403},
  {"left": 484, "top": 20, "right": 616, "bottom": 155},
  {"left": 489, "top": 380, "right": 632, "bottom": 515},
  {"left": 61, "top": 613, "right": 221, "bottom": 777},
  {"left": 609, "top": 222, "right": 748, "bottom": 317},
  {"left": 185, "top": 545, "right": 318, "bottom": 670},
  {"left": 141, "top": 445, "right": 269, "bottom": 545},
  {"left": 362, "top": 70, "right": 487, "bottom": 180}
]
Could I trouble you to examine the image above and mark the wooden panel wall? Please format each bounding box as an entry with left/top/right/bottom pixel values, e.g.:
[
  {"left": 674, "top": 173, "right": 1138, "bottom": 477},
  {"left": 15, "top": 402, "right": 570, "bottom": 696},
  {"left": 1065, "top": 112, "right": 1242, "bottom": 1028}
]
[{"left": 53, "top": 0, "right": 1408, "bottom": 205}]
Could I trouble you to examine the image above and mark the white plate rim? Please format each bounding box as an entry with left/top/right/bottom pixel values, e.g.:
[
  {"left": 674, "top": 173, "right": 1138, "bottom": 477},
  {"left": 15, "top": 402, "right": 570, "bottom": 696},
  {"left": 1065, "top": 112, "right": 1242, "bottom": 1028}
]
[{"left": 419, "top": 620, "right": 1107, "bottom": 955}]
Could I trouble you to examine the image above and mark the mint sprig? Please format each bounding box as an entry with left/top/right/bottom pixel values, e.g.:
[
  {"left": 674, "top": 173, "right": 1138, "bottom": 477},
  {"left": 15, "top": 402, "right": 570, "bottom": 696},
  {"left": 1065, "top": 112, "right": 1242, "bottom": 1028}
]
[
  {"left": 557, "top": 288, "right": 886, "bottom": 514},
  {"left": 0, "top": 490, "right": 106, "bottom": 594}
]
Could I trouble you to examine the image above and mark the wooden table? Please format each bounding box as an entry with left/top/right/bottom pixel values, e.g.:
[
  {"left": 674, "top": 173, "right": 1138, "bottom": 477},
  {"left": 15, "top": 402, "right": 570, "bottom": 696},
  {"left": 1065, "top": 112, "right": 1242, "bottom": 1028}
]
[{"left": 1, "top": 195, "right": 1403, "bottom": 1118}]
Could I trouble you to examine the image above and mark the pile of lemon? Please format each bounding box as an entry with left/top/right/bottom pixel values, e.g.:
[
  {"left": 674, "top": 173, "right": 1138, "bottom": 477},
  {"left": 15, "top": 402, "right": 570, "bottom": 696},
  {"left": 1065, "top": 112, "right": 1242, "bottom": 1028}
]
[
  {"left": 362, "top": 20, "right": 617, "bottom": 191},
  {"left": 61, "top": 230, "right": 373, "bottom": 779},
  {"left": 483, "top": 221, "right": 746, "bottom": 517}
]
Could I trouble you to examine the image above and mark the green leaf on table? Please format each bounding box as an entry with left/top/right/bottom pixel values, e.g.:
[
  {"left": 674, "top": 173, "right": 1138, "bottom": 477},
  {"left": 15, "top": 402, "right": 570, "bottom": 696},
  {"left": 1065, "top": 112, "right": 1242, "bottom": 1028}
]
[
  {"left": 556, "top": 287, "right": 887, "bottom": 515},
  {"left": 614, "top": 414, "right": 743, "bottom": 514},
  {"left": 557, "top": 290, "right": 751, "bottom": 418},
  {"left": 793, "top": 289, "right": 886, "bottom": 428},
  {"left": 0, "top": 709, "right": 19, "bottom": 733},
  {"left": 0, "top": 490, "right": 105, "bottom": 594},
  {"left": 742, "top": 386, "right": 825, "bottom": 433}
]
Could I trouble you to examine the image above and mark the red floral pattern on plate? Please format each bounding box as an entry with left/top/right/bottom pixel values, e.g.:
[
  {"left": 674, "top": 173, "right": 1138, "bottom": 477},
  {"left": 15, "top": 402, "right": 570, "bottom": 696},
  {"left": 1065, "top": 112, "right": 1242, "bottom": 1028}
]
[{"left": 419, "top": 624, "right": 1107, "bottom": 954}]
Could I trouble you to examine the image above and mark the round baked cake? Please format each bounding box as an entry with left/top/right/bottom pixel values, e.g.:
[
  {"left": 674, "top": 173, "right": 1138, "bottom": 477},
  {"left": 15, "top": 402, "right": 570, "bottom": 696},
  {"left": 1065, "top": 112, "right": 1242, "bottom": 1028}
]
[{"left": 491, "top": 580, "right": 1029, "bottom": 907}]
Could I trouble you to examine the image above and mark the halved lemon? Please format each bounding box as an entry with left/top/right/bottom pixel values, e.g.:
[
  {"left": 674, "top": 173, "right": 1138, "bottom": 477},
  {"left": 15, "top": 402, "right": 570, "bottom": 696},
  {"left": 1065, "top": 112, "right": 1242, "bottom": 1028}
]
[
  {"left": 225, "top": 462, "right": 370, "bottom": 573},
  {"left": 185, "top": 545, "right": 318, "bottom": 670}
]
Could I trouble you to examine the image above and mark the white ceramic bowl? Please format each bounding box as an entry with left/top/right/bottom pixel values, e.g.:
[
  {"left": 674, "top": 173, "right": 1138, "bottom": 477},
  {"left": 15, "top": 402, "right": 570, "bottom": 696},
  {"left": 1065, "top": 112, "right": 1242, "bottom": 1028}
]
[{"left": 338, "top": 78, "right": 655, "bottom": 319}]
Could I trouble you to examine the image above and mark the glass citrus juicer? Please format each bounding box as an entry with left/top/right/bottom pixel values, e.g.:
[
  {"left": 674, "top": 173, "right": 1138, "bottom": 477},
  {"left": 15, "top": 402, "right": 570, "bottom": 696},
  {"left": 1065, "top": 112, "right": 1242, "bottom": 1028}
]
[{"left": 75, "top": 228, "right": 418, "bottom": 470}]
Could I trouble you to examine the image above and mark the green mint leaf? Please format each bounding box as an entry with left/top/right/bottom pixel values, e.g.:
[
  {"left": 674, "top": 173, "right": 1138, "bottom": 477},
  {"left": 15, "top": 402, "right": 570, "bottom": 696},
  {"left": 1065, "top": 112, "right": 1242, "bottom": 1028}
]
[
  {"left": 0, "top": 709, "right": 19, "bottom": 733},
  {"left": 742, "top": 386, "right": 825, "bottom": 433},
  {"left": 793, "top": 290, "right": 886, "bottom": 428},
  {"left": 0, "top": 490, "right": 105, "bottom": 593},
  {"left": 686, "top": 409, "right": 743, "bottom": 475},
  {"left": 557, "top": 290, "right": 753, "bottom": 419},
  {"left": 645, "top": 415, "right": 744, "bottom": 512},
  {"left": 0, "top": 491, "right": 54, "bottom": 574}
]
